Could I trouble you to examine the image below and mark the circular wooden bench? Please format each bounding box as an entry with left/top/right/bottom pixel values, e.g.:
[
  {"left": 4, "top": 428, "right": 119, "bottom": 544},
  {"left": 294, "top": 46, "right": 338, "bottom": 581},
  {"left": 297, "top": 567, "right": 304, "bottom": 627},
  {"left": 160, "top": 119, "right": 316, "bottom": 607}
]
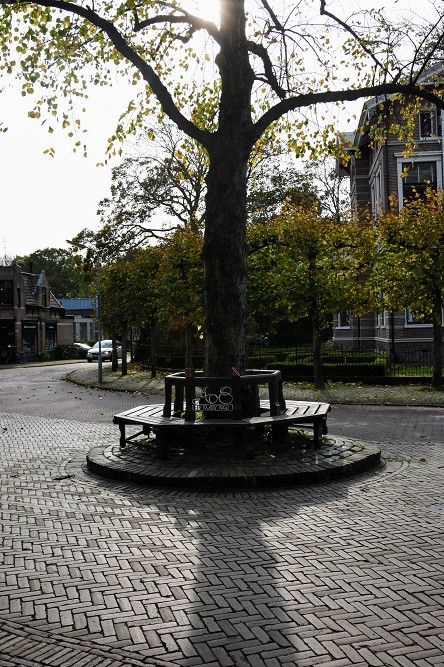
[{"left": 113, "top": 370, "right": 331, "bottom": 459}]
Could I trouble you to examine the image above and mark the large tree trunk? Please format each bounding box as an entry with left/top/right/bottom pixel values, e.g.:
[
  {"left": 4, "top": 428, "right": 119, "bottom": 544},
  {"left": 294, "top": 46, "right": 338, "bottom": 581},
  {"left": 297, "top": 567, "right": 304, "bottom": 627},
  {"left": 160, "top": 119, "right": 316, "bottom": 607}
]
[
  {"left": 203, "top": 149, "right": 249, "bottom": 376},
  {"left": 202, "top": 0, "right": 254, "bottom": 377}
]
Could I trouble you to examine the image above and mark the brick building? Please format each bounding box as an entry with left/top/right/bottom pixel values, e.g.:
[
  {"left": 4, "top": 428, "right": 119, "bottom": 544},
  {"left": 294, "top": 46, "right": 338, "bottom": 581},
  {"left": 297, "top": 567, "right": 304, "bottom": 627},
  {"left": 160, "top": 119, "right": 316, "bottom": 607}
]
[
  {"left": 0, "top": 261, "right": 73, "bottom": 362},
  {"left": 334, "top": 65, "right": 444, "bottom": 353}
]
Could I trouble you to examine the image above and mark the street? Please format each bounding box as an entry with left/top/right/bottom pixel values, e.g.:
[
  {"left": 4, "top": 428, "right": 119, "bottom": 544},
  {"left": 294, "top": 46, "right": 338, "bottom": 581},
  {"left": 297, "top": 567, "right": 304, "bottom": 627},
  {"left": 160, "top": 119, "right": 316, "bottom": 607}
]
[{"left": 1, "top": 363, "right": 444, "bottom": 666}]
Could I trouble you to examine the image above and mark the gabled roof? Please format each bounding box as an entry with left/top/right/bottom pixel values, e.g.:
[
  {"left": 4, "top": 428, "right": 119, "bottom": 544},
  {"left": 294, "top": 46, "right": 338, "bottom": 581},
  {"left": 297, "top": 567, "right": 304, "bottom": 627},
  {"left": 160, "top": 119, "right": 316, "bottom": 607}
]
[
  {"left": 346, "top": 63, "right": 444, "bottom": 149},
  {"left": 21, "top": 271, "right": 62, "bottom": 309}
]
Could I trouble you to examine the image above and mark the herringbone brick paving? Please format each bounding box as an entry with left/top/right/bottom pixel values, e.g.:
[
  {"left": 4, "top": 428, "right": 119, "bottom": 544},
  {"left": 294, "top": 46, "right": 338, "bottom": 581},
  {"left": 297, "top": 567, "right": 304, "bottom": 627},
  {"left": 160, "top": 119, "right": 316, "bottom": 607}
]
[{"left": 1, "top": 365, "right": 444, "bottom": 665}]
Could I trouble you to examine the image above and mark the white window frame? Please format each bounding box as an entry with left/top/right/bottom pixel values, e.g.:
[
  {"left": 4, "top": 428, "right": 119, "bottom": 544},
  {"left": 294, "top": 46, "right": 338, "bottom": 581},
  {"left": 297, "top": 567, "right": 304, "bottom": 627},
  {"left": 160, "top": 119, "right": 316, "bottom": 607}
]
[
  {"left": 336, "top": 312, "right": 350, "bottom": 329},
  {"left": 419, "top": 107, "right": 442, "bottom": 140},
  {"left": 377, "top": 311, "right": 388, "bottom": 328},
  {"left": 396, "top": 154, "right": 442, "bottom": 210},
  {"left": 370, "top": 168, "right": 383, "bottom": 216},
  {"left": 405, "top": 310, "right": 433, "bottom": 327}
]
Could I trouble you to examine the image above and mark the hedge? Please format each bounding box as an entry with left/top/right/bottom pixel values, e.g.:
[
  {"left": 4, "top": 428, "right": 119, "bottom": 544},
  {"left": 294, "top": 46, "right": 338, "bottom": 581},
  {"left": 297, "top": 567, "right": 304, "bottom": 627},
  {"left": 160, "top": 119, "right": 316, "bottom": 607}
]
[{"left": 267, "top": 362, "right": 387, "bottom": 380}]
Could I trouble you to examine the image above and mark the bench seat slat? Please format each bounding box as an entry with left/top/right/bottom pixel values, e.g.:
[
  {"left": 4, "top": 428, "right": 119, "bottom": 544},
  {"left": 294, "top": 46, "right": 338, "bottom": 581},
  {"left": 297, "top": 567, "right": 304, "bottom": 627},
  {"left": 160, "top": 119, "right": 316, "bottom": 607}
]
[{"left": 114, "top": 400, "right": 330, "bottom": 428}]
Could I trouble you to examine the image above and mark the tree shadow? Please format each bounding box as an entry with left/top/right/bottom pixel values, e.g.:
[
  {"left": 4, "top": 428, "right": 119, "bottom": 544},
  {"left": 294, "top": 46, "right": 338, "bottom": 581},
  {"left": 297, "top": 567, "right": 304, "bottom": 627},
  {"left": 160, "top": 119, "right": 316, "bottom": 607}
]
[{"left": 78, "top": 476, "right": 354, "bottom": 666}]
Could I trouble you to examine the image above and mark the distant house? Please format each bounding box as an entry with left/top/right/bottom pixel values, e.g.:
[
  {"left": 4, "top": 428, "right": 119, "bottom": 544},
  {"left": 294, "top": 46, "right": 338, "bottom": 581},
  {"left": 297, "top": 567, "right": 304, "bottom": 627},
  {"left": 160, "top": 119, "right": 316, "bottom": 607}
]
[
  {"left": 59, "top": 298, "right": 98, "bottom": 343},
  {"left": 0, "top": 261, "right": 73, "bottom": 362},
  {"left": 335, "top": 66, "right": 444, "bottom": 353}
]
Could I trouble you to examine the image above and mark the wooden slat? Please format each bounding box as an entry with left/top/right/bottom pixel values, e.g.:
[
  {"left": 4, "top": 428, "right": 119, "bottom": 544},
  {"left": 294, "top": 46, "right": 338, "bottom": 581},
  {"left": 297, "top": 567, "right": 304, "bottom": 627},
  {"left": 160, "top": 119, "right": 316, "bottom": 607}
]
[{"left": 114, "top": 400, "right": 330, "bottom": 430}]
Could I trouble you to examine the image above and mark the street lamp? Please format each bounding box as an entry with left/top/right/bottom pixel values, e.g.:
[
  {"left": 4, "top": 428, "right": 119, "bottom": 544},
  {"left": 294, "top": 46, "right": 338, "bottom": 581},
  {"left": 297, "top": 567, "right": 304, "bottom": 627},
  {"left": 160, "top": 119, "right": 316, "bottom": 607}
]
[{"left": 66, "top": 239, "right": 102, "bottom": 383}]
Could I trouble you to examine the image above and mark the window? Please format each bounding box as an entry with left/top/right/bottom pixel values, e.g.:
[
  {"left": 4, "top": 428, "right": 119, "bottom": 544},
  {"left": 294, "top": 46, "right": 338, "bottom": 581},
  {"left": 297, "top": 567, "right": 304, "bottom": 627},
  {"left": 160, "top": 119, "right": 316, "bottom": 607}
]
[
  {"left": 371, "top": 169, "right": 383, "bottom": 216},
  {"left": 22, "top": 323, "right": 38, "bottom": 354},
  {"left": 419, "top": 108, "right": 442, "bottom": 139},
  {"left": 337, "top": 312, "right": 350, "bottom": 328},
  {"left": 0, "top": 280, "right": 13, "bottom": 306},
  {"left": 41, "top": 287, "right": 47, "bottom": 307},
  {"left": 405, "top": 310, "right": 433, "bottom": 326},
  {"left": 45, "top": 323, "right": 57, "bottom": 350},
  {"left": 401, "top": 161, "right": 437, "bottom": 201},
  {"left": 0, "top": 319, "right": 14, "bottom": 360},
  {"left": 79, "top": 322, "right": 89, "bottom": 340},
  {"left": 377, "top": 311, "right": 387, "bottom": 327}
]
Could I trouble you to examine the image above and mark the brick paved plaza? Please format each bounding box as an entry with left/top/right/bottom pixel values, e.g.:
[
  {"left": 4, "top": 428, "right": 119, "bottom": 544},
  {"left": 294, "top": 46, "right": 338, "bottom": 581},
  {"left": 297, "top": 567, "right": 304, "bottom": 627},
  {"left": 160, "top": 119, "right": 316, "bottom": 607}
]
[{"left": 1, "top": 364, "right": 444, "bottom": 666}]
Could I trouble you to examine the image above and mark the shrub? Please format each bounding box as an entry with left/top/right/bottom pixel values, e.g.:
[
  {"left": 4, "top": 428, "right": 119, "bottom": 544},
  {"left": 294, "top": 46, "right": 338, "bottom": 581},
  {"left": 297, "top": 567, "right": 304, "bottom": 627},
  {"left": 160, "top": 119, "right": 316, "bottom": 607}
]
[
  {"left": 247, "top": 355, "right": 277, "bottom": 368},
  {"left": 268, "top": 362, "right": 387, "bottom": 380}
]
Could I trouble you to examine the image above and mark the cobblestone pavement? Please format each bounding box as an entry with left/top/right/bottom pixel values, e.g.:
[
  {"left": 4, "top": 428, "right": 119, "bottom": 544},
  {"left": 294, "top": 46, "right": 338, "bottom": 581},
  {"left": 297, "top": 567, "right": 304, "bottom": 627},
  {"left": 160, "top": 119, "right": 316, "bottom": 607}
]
[{"left": 1, "top": 364, "right": 444, "bottom": 666}]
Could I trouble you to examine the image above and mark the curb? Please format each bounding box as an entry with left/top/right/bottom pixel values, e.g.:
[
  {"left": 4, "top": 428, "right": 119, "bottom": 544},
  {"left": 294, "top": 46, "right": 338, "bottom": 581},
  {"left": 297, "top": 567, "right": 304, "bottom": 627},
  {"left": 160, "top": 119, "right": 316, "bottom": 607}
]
[{"left": 86, "top": 437, "right": 382, "bottom": 490}]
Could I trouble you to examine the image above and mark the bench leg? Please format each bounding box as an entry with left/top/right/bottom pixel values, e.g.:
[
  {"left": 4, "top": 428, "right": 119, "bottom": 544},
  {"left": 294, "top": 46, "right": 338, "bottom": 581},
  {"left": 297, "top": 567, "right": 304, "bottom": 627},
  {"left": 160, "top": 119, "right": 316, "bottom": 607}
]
[
  {"left": 272, "top": 423, "right": 288, "bottom": 444},
  {"left": 119, "top": 424, "right": 126, "bottom": 449},
  {"left": 313, "top": 420, "right": 323, "bottom": 448},
  {"left": 233, "top": 428, "right": 255, "bottom": 459},
  {"left": 244, "top": 427, "right": 256, "bottom": 460},
  {"left": 154, "top": 429, "right": 168, "bottom": 460}
]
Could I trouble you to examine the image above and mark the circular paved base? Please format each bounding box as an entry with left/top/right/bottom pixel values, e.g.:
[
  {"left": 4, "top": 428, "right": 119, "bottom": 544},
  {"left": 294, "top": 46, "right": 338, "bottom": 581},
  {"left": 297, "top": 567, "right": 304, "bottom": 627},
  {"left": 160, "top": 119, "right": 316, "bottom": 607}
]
[{"left": 86, "top": 434, "right": 381, "bottom": 489}]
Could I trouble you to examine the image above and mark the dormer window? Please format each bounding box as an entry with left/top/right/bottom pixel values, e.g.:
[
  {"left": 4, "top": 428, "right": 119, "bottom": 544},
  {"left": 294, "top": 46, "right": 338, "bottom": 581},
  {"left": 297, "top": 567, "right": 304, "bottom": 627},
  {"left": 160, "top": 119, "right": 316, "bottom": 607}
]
[
  {"left": 419, "top": 108, "right": 442, "bottom": 139},
  {"left": 41, "top": 287, "right": 47, "bottom": 307}
]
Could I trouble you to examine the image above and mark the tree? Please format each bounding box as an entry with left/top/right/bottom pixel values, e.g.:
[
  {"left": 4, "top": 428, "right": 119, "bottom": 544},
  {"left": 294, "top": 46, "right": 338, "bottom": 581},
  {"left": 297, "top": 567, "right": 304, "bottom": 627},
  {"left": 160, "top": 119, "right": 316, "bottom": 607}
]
[
  {"left": 73, "top": 122, "right": 208, "bottom": 261},
  {"left": 100, "top": 245, "right": 161, "bottom": 375},
  {"left": 16, "top": 247, "right": 92, "bottom": 298},
  {"left": 156, "top": 226, "right": 204, "bottom": 368},
  {"left": 305, "top": 158, "right": 351, "bottom": 223},
  {"left": 248, "top": 203, "right": 377, "bottom": 388},
  {"left": 376, "top": 190, "right": 444, "bottom": 389},
  {"left": 1, "top": 1, "right": 443, "bottom": 378},
  {"left": 247, "top": 163, "right": 320, "bottom": 223}
]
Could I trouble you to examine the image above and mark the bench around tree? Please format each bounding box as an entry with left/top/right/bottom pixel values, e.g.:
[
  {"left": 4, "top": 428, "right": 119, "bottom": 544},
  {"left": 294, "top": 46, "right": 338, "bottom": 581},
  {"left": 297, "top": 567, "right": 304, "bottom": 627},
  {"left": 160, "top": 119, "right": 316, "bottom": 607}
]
[{"left": 113, "top": 370, "right": 331, "bottom": 459}]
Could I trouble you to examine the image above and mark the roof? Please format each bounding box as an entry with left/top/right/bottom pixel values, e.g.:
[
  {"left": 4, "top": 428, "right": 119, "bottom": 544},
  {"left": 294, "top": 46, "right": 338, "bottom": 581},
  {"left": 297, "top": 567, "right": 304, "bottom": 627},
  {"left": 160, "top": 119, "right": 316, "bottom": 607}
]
[
  {"left": 59, "top": 298, "right": 96, "bottom": 311},
  {"left": 344, "top": 63, "right": 444, "bottom": 149},
  {"left": 21, "top": 271, "right": 62, "bottom": 309}
]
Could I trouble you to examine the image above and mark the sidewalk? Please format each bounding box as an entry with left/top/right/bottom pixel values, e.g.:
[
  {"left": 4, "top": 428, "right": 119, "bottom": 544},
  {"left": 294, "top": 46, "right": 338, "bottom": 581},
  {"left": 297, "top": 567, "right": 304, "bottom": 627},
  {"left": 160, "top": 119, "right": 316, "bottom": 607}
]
[
  {"left": 1, "top": 364, "right": 444, "bottom": 665},
  {"left": 67, "top": 363, "right": 444, "bottom": 406}
]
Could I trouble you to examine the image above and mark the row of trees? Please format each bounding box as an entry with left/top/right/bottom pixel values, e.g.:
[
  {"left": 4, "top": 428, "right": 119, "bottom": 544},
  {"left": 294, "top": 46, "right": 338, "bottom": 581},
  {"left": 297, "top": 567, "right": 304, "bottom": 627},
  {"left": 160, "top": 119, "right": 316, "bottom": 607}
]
[
  {"left": 2, "top": 0, "right": 443, "bottom": 379},
  {"left": 98, "top": 189, "right": 444, "bottom": 389},
  {"left": 15, "top": 248, "right": 94, "bottom": 298}
]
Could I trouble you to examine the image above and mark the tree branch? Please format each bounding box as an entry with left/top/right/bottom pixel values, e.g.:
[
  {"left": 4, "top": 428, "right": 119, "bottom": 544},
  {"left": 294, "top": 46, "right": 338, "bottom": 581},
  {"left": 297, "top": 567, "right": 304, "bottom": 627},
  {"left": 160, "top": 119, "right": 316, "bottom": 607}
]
[
  {"left": 133, "top": 8, "right": 220, "bottom": 43},
  {"left": 319, "top": 0, "right": 388, "bottom": 77},
  {"left": 259, "top": 0, "right": 285, "bottom": 33},
  {"left": 247, "top": 40, "right": 287, "bottom": 98},
  {"left": 253, "top": 83, "right": 444, "bottom": 144},
  {"left": 0, "top": 0, "right": 212, "bottom": 148}
]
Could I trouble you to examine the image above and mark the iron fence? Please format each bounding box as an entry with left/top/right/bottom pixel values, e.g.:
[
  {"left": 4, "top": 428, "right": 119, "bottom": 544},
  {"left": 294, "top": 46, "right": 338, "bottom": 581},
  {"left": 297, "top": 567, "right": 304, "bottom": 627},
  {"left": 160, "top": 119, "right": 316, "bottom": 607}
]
[{"left": 247, "top": 344, "right": 439, "bottom": 380}]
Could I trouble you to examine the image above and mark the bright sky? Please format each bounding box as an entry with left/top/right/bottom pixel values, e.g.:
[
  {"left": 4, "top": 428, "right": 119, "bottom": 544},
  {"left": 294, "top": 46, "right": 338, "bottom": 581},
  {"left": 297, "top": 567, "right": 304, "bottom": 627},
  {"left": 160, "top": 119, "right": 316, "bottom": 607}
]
[
  {"left": 0, "top": 0, "right": 436, "bottom": 260},
  {"left": 0, "top": 0, "right": 218, "bottom": 260},
  {"left": 0, "top": 83, "right": 129, "bottom": 260}
]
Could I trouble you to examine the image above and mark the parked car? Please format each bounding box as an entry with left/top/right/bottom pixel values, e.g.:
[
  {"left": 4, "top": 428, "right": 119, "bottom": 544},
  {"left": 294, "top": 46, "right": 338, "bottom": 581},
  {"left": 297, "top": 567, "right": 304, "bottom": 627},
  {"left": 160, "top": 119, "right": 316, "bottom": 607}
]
[
  {"left": 87, "top": 340, "right": 122, "bottom": 362},
  {"left": 73, "top": 342, "right": 91, "bottom": 359}
]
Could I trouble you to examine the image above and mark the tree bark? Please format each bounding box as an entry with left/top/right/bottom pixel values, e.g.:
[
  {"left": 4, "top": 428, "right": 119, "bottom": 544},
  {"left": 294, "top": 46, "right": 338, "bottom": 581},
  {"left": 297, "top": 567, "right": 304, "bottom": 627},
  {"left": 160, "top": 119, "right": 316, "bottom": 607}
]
[
  {"left": 150, "top": 324, "right": 157, "bottom": 379},
  {"left": 112, "top": 333, "right": 118, "bottom": 372},
  {"left": 312, "top": 316, "right": 325, "bottom": 390},
  {"left": 203, "top": 149, "right": 249, "bottom": 375},
  {"left": 202, "top": 0, "right": 254, "bottom": 376},
  {"left": 121, "top": 326, "right": 128, "bottom": 376},
  {"left": 431, "top": 298, "right": 443, "bottom": 389},
  {"left": 185, "top": 323, "right": 194, "bottom": 369}
]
